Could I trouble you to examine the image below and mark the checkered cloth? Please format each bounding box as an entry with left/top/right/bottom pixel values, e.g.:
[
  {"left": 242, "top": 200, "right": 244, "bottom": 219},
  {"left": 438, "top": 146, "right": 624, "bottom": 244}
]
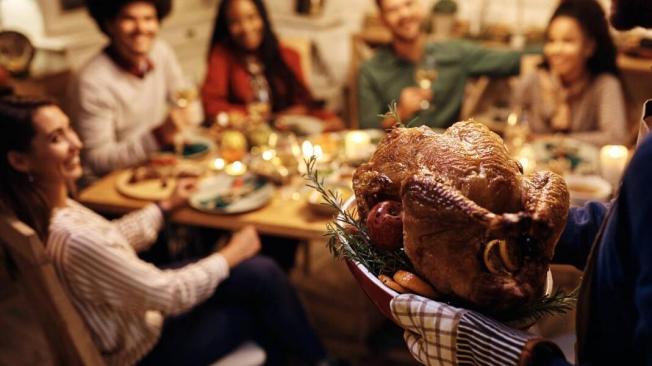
[{"left": 390, "top": 294, "right": 563, "bottom": 366}]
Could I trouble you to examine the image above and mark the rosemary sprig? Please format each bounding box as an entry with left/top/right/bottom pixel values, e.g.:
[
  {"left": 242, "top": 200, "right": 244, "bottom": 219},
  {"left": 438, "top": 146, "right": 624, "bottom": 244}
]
[
  {"left": 303, "top": 156, "right": 576, "bottom": 324},
  {"left": 303, "top": 156, "right": 412, "bottom": 275},
  {"left": 377, "top": 100, "right": 422, "bottom": 128},
  {"left": 499, "top": 286, "right": 578, "bottom": 324}
]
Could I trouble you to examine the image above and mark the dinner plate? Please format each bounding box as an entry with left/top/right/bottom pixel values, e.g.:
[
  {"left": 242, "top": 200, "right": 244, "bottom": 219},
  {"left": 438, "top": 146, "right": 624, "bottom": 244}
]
[
  {"left": 190, "top": 173, "right": 274, "bottom": 214},
  {"left": 276, "top": 115, "right": 324, "bottom": 136},
  {"left": 530, "top": 137, "right": 599, "bottom": 174},
  {"left": 337, "top": 196, "right": 553, "bottom": 329},
  {"left": 115, "top": 159, "right": 204, "bottom": 201},
  {"left": 115, "top": 170, "right": 176, "bottom": 201},
  {"left": 565, "top": 174, "right": 612, "bottom": 206}
]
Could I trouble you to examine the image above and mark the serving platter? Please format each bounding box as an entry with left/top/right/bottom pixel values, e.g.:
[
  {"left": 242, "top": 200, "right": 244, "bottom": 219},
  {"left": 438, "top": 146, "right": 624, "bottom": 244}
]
[{"left": 337, "top": 196, "right": 553, "bottom": 329}]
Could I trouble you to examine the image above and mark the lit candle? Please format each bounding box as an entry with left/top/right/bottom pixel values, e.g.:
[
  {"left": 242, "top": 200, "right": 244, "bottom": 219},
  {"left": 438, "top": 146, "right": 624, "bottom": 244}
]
[
  {"left": 225, "top": 161, "right": 247, "bottom": 176},
  {"left": 212, "top": 157, "right": 225, "bottom": 171},
  {"left": 516, "top": 145, "right": 536, "bottom": 175},
  {"left": 302, "top": 140, "right": 314, "bottom": 160},
  {"left": 313, "top": 145, "right": 324, "bottom": 162},
  {"left": 345, "top": 131, "right": 371, "bottom": 161},
  {"left": 600, "top": 145, "right": 628, "bottom": 188},
  {"left": 262, "top": 149, "right": 275, "bottom": 161}
]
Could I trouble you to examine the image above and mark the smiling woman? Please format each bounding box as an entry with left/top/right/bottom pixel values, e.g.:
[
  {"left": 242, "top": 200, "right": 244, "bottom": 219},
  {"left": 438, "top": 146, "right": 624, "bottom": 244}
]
[
  {"left": 512, "top": 0, "right": 629, "bottom": 146},
  {"left": 0, "top": 95, "right": 70, "bottom": 240},
  {"left": 0, "top": 93, "right": 335, "bottom": 366}
]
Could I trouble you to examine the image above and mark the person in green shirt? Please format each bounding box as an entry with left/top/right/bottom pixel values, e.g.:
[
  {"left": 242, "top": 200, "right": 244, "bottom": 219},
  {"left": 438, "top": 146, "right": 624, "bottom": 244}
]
[{"left": 358, "top": 0, "right": 529, "bottom": 129}]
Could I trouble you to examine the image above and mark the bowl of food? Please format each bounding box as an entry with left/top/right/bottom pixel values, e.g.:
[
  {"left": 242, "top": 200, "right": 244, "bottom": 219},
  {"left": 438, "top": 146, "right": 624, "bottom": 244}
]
[{"left": 565, "top": 174, "right": 612, "bottom": 206}]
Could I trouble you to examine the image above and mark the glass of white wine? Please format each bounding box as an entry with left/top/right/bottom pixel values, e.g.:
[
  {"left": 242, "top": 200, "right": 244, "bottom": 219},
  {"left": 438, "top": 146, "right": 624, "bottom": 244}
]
[{"left": 415, "top": 54, "right": 438, "bottom": 110}]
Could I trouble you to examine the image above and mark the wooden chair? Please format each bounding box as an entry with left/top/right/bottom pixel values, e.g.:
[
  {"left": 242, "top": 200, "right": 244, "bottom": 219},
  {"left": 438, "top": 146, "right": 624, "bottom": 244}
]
[
  {"left": 0, "top": 215, "right": 265, "bottom": 366},
  {"left": 0, "top": 215, "right": 105, "bottom": 366},
  {"left": 281, "top": 36, "right": 312, "bottom": 85}
]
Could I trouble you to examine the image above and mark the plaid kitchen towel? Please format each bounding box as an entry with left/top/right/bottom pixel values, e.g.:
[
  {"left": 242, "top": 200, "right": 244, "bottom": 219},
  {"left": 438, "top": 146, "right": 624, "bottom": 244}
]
[{"left": 391, "top": 294, "right": 562, "bottom": 366}]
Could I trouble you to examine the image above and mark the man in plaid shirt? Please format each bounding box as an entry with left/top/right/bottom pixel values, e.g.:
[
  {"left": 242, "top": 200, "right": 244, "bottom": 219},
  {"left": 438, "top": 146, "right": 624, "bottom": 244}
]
[{"left": 390, "top": 0, "right": 652, "bottom": 365}]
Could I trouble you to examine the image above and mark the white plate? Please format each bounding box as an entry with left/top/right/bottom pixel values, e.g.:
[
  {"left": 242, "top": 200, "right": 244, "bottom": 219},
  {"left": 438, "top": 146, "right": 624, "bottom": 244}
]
[
  {"left": 565, "top": 174, "right": 612, "bottom": 206},
  {"left": 190, "top": 173, "right": 274, "bottom": 214},
  {"left": 115, "top": 170, "right": 176, "bottom": 201},
  {"left": 530, "top": 137, "right": 600, "bottom": 174},
  {"left": 276, "top": 115, "right": 324, "bottom": 136}
]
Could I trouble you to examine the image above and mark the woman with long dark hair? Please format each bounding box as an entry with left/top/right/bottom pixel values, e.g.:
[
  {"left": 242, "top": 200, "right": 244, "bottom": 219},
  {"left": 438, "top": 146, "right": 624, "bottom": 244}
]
[
  {"left": 201, "top": 0, "right": 344, "bottom": 131},
  {"left": 513, "top": 0, "right": 630, "bottom": 146},
  {"left": 0, "top": 94, "right": 336, "bottom": 366}
]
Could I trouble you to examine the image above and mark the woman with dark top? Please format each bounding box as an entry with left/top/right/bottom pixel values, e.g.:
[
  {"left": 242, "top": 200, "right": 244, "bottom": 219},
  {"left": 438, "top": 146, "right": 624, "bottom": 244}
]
[
  {"left": 513, "top": 0, "right": 629, "bottom": 146},
  {"left": 201, "top": 0, "right": 344, "bottom": 131},
  {"left": 0, "top": 94, "right": 338, "bottom": 366}
]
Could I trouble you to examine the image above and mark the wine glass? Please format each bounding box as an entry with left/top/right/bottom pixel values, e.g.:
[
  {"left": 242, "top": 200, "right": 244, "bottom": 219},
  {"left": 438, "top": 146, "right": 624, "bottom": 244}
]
[{"left": 415, "top": 54, "right": 438, "bottom": 110}]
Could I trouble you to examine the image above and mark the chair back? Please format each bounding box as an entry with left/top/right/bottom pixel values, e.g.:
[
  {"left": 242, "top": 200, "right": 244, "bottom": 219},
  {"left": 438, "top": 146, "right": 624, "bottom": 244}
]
[
  {"left": 281, "top": 36, "right": 312, "bottom": 85},
  {"left": 0, "top": 215, "right": 105, "bottom": 366}
]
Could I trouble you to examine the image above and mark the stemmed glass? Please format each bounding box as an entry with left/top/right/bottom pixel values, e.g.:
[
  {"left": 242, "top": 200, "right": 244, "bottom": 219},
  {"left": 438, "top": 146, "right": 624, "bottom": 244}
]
[
  {"left": 168, "top": 77, "right": 201, "bottom": 157},
  {"left": 415, "top": 54, "right": 438, "bottom": 110}
]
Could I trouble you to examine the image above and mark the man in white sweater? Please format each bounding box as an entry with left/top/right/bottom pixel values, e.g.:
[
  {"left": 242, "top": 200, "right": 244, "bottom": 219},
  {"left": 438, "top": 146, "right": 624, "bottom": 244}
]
[{"left": 69, "top": 0, "right": 193, "bottom": 180}]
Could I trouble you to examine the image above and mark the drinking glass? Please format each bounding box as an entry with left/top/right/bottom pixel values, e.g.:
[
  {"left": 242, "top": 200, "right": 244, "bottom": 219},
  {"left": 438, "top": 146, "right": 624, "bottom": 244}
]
[{"left": 415, "top": 54, "right": 438, "bottom": 110}]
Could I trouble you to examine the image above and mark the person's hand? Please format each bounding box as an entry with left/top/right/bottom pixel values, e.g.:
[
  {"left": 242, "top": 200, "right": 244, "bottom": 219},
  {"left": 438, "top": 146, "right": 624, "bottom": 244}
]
[
  {"left": 323, "top": 116, "right": 346, "bottom": 132},
  {"left": 219, "top": 225, "right": 261, "bottom": 268},
  {"left": 157, "top": 178, "right": 197, "bottom": 214},
  {"left": 279, "top": 105, "right": 309, "bottom": 116},
  {"left": 152, "top": 107, "right": 190, "bottom": 146},
  {"left": 381, "top": 87, "right": 432, "bottom": 129},
  {"left": 398, "top": 87, "right": 432, "bottom": 118},
  {"left": 390, "top": 294, "right": 565, "bottom": 366}
]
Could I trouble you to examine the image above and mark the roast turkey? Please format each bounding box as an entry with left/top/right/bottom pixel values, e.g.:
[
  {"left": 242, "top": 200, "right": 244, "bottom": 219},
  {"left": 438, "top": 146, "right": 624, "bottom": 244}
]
[{"left": 353, "top": 121, "right": 569, "bottom": 313}]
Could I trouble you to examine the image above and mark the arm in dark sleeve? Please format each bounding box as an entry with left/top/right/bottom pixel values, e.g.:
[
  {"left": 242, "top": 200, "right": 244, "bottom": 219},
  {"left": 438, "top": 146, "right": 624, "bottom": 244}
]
[
  {"left": 552, "top": 201, "right": 609, "bottom": 270},
  {"left": 357, "top": 65, "right": 386, "bottom": 129},
  {"left": 623, "top": 137, "right": 652, "bottom": 363},
  {"left": 462, "top": 41, "right": 542, "bottom": 77}
]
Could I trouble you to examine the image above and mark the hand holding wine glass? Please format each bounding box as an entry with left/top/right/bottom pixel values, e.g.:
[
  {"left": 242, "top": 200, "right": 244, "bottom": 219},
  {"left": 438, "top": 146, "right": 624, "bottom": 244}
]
[{"left": 415, "top": 54, "right": 438, "bottom": 110}]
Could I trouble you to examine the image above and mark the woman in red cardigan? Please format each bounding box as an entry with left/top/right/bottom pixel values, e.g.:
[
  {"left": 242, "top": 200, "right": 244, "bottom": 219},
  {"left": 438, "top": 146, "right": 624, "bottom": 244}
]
[{"left": 201, "top": 0, "right": 345, "bottom": 132}]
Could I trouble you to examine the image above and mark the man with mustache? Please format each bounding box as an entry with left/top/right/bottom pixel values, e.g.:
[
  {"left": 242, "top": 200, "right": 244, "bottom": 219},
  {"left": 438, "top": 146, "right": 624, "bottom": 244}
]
[
  {"left": 69, "top": 0, "right": 195, "bottom": 182},
  {"left": 390, "top": 0, "right": 652, "bottom": 365},
  {"left": 357, "top": 0, "right": 534, "bottom": 129}
]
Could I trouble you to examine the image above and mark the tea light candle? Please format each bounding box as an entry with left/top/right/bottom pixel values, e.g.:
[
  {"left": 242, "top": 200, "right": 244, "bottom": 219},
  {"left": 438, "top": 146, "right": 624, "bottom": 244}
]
[
  {"left": 516, "top": 145, "right": 536, "bottom": 175},
  {"left": 212, "top": 157, "right": 225, "bottom": 171},
  {"left": 345, "top": 131, "right": 371, "bottom": 161},
  {"left": 261, "top": 149, "right": 275, "bottom": 161},
  {"left": 302, "top": 140, "right": 314, "bottom": 160},
  {"left": 600, "top": 145, "right": 628, "bottom": 188},
  {"left": 225, "top": 161, "right": 247, "bottom": 176},
  {"left": 313, "top": 145, "right": 324, "bottom": 161}
]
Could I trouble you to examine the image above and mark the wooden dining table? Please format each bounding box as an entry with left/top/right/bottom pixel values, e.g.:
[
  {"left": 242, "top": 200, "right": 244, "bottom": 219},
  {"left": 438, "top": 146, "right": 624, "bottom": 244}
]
[{"left": 78, "top": 170, "right": 333, "bottom": 242}]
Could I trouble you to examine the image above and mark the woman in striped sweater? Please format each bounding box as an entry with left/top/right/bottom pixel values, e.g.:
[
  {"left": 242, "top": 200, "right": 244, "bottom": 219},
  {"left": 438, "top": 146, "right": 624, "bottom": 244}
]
[{"left": 0, "top": 94, "right": 332, "bottom": 365}]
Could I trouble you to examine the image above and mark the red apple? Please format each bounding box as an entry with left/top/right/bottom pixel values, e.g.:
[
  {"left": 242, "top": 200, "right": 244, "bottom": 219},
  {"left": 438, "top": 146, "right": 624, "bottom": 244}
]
[{"left": 366, "top": 201, "right": 403, "bottom": 250}]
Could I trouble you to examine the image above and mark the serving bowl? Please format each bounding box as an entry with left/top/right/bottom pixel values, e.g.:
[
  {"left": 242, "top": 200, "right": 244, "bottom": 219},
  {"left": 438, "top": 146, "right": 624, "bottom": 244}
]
[{"left": 337, "top": 196, "right": 553, "bottom": 329}]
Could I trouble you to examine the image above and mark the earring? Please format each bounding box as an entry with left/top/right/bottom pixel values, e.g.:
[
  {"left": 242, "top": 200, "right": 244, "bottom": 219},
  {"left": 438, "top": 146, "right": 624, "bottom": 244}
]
[{"left": 27, "top": 173, "right": 34, "bottom": 183}]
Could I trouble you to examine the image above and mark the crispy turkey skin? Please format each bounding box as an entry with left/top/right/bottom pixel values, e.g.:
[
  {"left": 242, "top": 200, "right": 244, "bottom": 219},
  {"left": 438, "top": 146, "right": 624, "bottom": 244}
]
[{"left": 353, "top": 121, "right": 569, "bottom": 313}]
